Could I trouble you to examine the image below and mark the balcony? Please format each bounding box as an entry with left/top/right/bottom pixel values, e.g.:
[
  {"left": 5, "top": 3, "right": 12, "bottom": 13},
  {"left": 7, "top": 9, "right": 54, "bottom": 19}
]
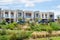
[
  {"left": 11, "top": 16, "right": 14, "bottom": 18},
  {"left": 25, "top": 13, "right": 32, "bottom": 18},
  {"left": 5, "top": 15, "right": 9, "bottom": 18}
]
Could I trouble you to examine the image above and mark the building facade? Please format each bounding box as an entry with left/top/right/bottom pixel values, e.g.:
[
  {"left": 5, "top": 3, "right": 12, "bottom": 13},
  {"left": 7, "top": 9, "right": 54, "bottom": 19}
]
[{"left": 0, "top": 9, "right": 54, "bottom": 23}]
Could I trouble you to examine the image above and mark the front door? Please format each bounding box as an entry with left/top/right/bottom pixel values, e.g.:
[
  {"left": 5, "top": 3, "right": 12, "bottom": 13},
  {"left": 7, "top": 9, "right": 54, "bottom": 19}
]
[
  {"left": 11, "top": 19, "right": 14, "bottom": 23},
  {"left": 5, "top": 18, "right": 10, "bottom": 23}
]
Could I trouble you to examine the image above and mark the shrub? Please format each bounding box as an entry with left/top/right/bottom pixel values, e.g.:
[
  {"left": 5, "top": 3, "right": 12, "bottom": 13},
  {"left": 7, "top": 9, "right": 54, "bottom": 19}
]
[
  {"left": 10, "top": 31, "right": 32, "bottom": 40},
  {"left": 12, "top": 22, "right": 17, "bottom": 27},
  {"left": 50, "top": 22, "right": 60, "bottom": 30},
  {"left": 0, "top": 29, "right": 6, "bottom": 35},
  {"left": 8, "top": 24, "right": 15, "bottom": 30},
  {"left": 30, "top": 23, "right": 52, "bottom": 31},
  {"left": 0, "top": 22, "right": 17, "bottom": 29},
  {"left": 16, "top": 31, "right": 32, "bottom": 40},
  {"left": 31, "top": 31, "right": 49, "bottom": 39},
  {"left": 10, "top": 33, "right": 17, "bottom": 40},
  {"left": 0, "top": 35, "right": 9, "bottom": 40},
  {"left": 1, "top": 20, "right": 6, "bottom": 25},
  {"left": 4, "top": 22, "right": 17, "bottom": 30}
]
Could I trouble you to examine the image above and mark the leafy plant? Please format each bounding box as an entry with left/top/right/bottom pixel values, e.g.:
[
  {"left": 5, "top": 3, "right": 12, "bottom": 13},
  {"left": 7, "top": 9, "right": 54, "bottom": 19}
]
[{"left": 10, "top": 31, "right": 32, "bottom": 40}]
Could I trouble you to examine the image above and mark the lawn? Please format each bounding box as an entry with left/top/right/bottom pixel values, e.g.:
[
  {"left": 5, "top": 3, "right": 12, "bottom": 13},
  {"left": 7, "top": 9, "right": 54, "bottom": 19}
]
[{"left": 28, "top": 36, "right": 60, "bottom": 40}]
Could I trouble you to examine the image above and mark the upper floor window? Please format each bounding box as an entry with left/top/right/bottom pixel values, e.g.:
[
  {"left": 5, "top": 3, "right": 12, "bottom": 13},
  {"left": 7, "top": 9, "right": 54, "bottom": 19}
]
[
  {"left": 5, "top": 12, "right": 8, "bottom": 17},
  {"left": 36, "top": 14, "right": 38, "bottom": 17},
  {"left": 26, "top": 13, "right": 31, "bottom": 18},
  {"left": 11, "top": 12, "right": 14, "bottom": 17},
  {"left": 42, "top": 14, "right": 44, "bottom": 18},
  {"left": 50, "top": 15, "right": 53, "bottom": 18},
  {"left": 18, "top": 12, "right": 22, "bottom": 17},
  {"left": 45, "top": 14, "right": 47, "bottom": 18}
]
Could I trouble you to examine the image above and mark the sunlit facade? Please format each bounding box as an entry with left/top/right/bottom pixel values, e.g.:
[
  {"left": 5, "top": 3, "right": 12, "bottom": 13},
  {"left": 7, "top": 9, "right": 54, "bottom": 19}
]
[{"left": 0, "top": 9, "right": 54, "bottom": 23}]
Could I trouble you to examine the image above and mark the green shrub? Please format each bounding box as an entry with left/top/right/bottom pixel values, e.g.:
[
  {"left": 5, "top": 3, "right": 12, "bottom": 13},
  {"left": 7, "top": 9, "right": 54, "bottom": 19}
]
[
  {"left": 16, "top": 31, "right": 32, "bottom": 40},
  {"left": 5, "top": 22, "right": 17, "bottom": 30},
  {"left": 12, "top": 22, "right": 17, "bottom": 27},
  {"left": 50, "top": 22, "right": 60, "bottom": 30},
  {"left": 0, "top": 29, "right": 6, "bottom": 35},
  {"left": 0, "top": 25, "right": 2, "bottom": 29},
  {"left": 10, "top": 31, "right": 32, "bottom": 40},
  {"left": 1, "top": 20, "right": 6, "bottom": 25},
  {"left": 7, "top": 23, "right": 15, "bottom": 30},
  {"left": 30, "top": 23, "right": 53, "bottom": 31},
  {"left": 10, "top": 33, "right": 17, "bottom": 40},
  {"left": 0, "top": 35, "right": 9, "bottom": 40}
]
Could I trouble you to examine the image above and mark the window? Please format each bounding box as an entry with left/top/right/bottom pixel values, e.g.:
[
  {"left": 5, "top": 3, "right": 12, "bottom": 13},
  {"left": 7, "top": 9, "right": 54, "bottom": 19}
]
[
  {"left": 45, "top": 14, "right": 47, "bottom": 18},
  {"left": 5, "top": 12, "right": 8, "bottom": 17},
  {"left": 18, "top": 13, "right": 22, "bottom": 17},
  {"left": 36, "top": 14, "right": 38, "bottom": 17},
  {"left": 11, "top": 12, "right": 14, "bottom": 18},
  {"left": 50, "top": 15, "right": 53, "bottom": 18},
  {"left": 26, "top": 13, "right": 31, "bottom": 18},
  {"left": 42, "top": 14, "right": 44, "bottom": 18}
]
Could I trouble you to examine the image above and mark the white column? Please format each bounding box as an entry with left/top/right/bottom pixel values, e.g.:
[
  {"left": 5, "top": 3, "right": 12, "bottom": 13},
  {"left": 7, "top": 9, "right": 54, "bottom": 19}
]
[
  {"left": 40, "top": 13, "right": 42, "bottom": 19},
  {"left": 22, "top": 12, "right": 23, "bottom": 18},
  {"left": 24, "top": 12, "right": 26, "bottom": 19},
  {"left": 39, "top": 13, "right": 40, "bottom": 19},
  {"left": 16, "top": 11, "right": 18, "bottom": 22},
  {"left": 44, "top": 13, "right": 45, "bottom": 19},
  {"left": 14, "top": 11, "right": 17, "bottom": 22},
  {"left": 32, "top": 12, "right": 34, "bottom": 19},
  {"left": 14, "top": 11, "right": 16, "bottom": 22},
  {"left": 9, "top": 11, "right": 11, "bottom": 18},
  {"left": 3, "top": 11, "right": 5, "bottom": 18},
  {"left": 47, "top": 13, "right": 49, "bottom": 19}
]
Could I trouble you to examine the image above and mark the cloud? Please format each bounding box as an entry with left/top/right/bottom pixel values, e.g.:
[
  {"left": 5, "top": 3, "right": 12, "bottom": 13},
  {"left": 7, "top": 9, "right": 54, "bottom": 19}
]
[
  {"left": 0, "top": 0, "right": 13, "bottom": 2},
  {"left": 0, "top": 0, "right": 52, "bottom": 7},
  {"left": 57, "top": 5, "right": 60, "bottom": 8},
  {"left": 0, "top": 0, "right": 13, "bottom": 5},
  {"left": 19, "top": 0, "right": 52, "bottom": 7}
]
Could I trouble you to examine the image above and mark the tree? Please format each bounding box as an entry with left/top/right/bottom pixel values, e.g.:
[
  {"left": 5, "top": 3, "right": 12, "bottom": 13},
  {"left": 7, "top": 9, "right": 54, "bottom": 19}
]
[
  {"left": 35, "top": 18, "right": 39, "bottom": 22},
  {"left": 18, "top": 18, "right": 22, "bottom": 21},
  {"left": 57, "top": 15, "right": 60, "bottom": 23}
]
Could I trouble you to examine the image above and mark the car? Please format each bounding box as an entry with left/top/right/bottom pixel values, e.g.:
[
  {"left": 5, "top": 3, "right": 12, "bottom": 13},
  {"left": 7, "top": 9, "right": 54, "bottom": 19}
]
[{"left": 17, "top": 20, "right": 25, "bottom": 24}]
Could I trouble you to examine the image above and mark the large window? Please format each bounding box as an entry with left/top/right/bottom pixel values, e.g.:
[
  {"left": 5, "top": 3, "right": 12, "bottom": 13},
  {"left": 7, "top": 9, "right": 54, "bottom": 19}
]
[
  {"left": 26, "top": 13, "right": 31, "bottom": 18},
  {"left": 42, "top": 14, "right": 44, "bottom": 18},
  {"left": 11, "top": 12, "right": 14, "bottom": 18},
  {"left": 36, "top": 13, "right": 38, "bottom": 17},
  {"left": 18, "top": 12, "right": 22, "bottom": 17},
  {"left": 50, "top": 15, "right": 53, "bottom": 18},
  {"left": 5, "top": 12, "right": 8, "bottom": 17},
  {"left": 45, "top": 14, "right": 47, "bottom": 18}
]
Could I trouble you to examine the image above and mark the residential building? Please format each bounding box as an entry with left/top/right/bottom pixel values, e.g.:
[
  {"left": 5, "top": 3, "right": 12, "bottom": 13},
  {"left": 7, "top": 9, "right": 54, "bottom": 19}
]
[{"left": 0, "top": 9, "right": 54, "bottom": 23}]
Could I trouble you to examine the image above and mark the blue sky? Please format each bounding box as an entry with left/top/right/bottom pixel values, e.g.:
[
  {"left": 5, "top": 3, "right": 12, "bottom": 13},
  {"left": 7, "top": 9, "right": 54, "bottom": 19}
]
[{"left": 0, "top": 0, "right": 60, "bottom": 19}]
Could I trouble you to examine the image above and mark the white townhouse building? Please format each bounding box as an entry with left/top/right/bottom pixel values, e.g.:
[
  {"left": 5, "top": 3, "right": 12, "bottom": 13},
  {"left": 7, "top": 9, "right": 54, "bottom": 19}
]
[{"left": 0, "top": 9, "right": 54, "bottom": 23}]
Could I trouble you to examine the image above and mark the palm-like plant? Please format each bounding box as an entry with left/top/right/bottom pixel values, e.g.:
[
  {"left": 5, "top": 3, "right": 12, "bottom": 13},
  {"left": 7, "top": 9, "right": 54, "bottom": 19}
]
[
  {"left": 57, "top": 16, "right": 60, "bottom": 23},
  {"left": 35, "top": 18, "right": 39, "bottom": 22}
]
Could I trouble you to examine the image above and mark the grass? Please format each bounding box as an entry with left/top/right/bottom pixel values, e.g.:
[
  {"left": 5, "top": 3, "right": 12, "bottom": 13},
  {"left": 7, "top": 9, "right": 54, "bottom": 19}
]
[
  {"left": 0, "top": 29, "right": 60, "bottom": 40},
  {"left": 28, "top": 36, "right": 60, "bottom": 40},
  {"left": 0, "top": 22, "right": 60, "bottom": 40}
]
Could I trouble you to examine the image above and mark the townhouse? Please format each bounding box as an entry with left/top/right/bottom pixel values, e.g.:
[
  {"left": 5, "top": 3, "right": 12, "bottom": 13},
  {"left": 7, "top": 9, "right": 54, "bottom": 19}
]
[{"left": 0, "top": 9, "right": 54, "bottom": 23}]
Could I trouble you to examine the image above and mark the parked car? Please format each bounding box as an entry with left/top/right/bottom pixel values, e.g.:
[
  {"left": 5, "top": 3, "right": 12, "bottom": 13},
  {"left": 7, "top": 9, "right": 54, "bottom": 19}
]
[{"left": 17, "top": 20, "right": 25, "bottom": 24}]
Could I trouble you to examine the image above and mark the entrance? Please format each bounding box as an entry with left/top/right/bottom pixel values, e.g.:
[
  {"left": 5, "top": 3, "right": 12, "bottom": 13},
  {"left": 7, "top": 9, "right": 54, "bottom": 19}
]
[
  {"left": 5, "top": 18, "right": 14, "bottom": 23},
  {"left": 5, "top": 18, "right": 10, "bottom": 23},
  {"left": 11, "top": 19, "right": 14, "bottom": 23}
]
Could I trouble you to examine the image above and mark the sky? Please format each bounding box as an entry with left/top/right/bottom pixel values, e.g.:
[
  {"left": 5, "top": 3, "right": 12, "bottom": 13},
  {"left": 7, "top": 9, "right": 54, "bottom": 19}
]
[{"left": 0, "top": 0, "right": 60, "bottom": 19}]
